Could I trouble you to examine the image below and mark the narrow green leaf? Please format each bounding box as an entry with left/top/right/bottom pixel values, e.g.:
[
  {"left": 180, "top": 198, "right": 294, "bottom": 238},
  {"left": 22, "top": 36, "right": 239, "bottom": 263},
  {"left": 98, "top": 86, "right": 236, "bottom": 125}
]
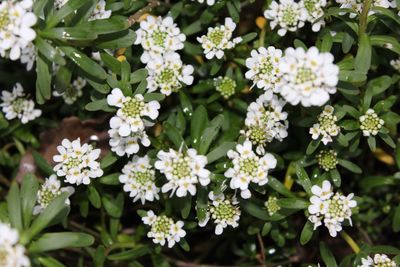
[
  {"left": 21, "top": 173, "right": 39, "bottom": 228},
  {"left": 320, "top": 242, "right": 338, "bottom": 267},
  {"left": 337, "top": 159, "right": 362, "bottom": 174},
  {"left": 108, "top": 245, "right": 150, "bottom": 261},
  {"left": 32, "top": 151, "right": 54, "bottom": 176},
  {"left": 295, "top": 163, "right": 312, "bottom": 195},
  {"left": 29, "top": 232, "right": 94, "bottom": 253},
  {"left": 206, "top": 142, "right": 236, "bottom": 164},
  {"left": 354, "top": 34, "right": 371, "bottom": 73},
  {"left": 7, "top": 182, "right": 23, "bottom": 231},
  {"left": 393, "top": 204, "right": 400, "bottom": 232},
  {"left": 300, "top": 221, "right": 314, "bottom": 245},
  {"left": 88, "top": 186, "right": 101, "bottom": 209},
  {"left": 198, "top": 114, "right": 224, "bottom": 155}
]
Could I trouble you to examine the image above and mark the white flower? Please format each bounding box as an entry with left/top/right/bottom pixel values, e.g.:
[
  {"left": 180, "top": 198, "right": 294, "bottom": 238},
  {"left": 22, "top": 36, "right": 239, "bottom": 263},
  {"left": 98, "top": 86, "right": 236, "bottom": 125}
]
[
  {"left": 135, "top": 16, "right": 186, "bottom": 63},
  {"left": 278, "top": 46, "right": 339, "bottom": 107},
  {"left": 309, "top": 105, "right": 341, "bottom": 145},
  {"left": 301, "top": 0, "right": 327, "bottom": 32},
  {"left": 308, "top": 180, "right": 357, "bottom": 237},
  {"left": 264, "top": 0, "right": 307, "bottom": 36},
  {"left": 0, "top": 83, "right": 41, "bottom": 124},
  {"left": 53, "top": 138, "right": 103, "bottom": 185},
  {"left": 197, "top": 17, "right": 242, "bottom": 60},
  {"left": 89, "top": 0, "right": 111, "bottom": 21},
  {"left": 107, "top": 88, "right": 160, "bottom": 137},
  {"left": 146, "top": 52, "right": 194, "bottom": 95},
  {"left": 0, "top": 0, "right": 37, "bottom": 61},
  {"left": 155, "top": 147, "right": 210, "bottom": 197},
  {"left": 359, "top": 109, "right": 384, "bottom": 137},
  {"left": 142, "top": 210, "right": 186, "bottom": 248},
  {"left": 225, "top": 140, "right": 277, "bottom": 199},
  {"left": 119, "top": 156, "right": 160, "bottom": 204},
  {"left": 245, "top": 46, "right": 283, "bottom": 91},
  {"left": 242, "top": 92, "right": 288, "bottom": 154},
  {"left": 199, "top": 191, "right": 241, "bottom": 235},
  {"left": 53, "top": 77, "right": 86, "bottom": 105},
  {"left": 359, "top": 254, "right": 397, "bottom": 267},
  {"left": 391, "top": 58, "right": 400, "bottom": 72},
  {"left": 192, "top": 0, "right": 216, "bottom": 5},
  {"left": 33, "top": 174, "right": 75, "bottom": 215},
  {"left": 20, "top": 42, "right": 35, "bottom": 71},
  {"left": 108, "top": 128, "right": 150, "bottom": 157},
  {"left": 0, "top": 223, "right": 30, "bottom": 267}
]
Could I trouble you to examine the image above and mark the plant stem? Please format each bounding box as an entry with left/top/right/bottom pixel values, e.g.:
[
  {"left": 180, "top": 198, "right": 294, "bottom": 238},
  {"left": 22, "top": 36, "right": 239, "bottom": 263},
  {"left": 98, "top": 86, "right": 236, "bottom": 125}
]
[
  {"left": 359, "top": 0, "right": 372, "bottom": 35},
  {"left": 340, "top": 231, "right": 361, "bottom": 254}
]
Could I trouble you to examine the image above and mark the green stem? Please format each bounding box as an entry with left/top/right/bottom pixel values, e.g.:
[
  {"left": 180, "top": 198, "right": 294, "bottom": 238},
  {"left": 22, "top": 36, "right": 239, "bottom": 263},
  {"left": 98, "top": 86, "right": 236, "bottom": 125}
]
[
  {"left": 359, "top": 0, "right": 372, "bottom": 35},
  {"left": 340, "top": 231, "right": 361, "bottom": 254}
]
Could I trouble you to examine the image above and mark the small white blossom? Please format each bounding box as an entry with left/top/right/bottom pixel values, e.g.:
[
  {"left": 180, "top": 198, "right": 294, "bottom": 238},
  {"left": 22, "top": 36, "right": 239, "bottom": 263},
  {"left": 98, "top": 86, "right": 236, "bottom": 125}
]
[
  {"left": 89, "top": 0, "right": 111, "bottom": 21},
  {"left": 197, "top": 17, "right": 242, "bottom": 60},
  {"left": 359, "top": 109, "right": 384, "bottom": 137},
  {"left": 264, "top": 0, "right": 307, "bottom": 36},
  {"left": 155, "top": 147, "right": 210, "bottom": 197},
  {"left": 135, "top": 16, "right": 186, "bottom": 63},
  {"left": 301, "top": 0, "right": 327, "bottom": 32},
  {"left": 309, "top": 105, "right": 340, "bottom": 145},
  {"left": 20, "top": 42, "right": 35, "bottom": 71},
  {"left": 225, "top": 140, "right": 277, "bottom": 199},
  {"left": 107, "top": 88, "right": 160, "bottom": 137},
  {"left": 146, "top": 52, "right": 194, "bottom": 95},
  {"left": 33, "top": 174, "right": 75, "bottom": 215},
  {"left": 108, "top": 128, "right": 150, "bottom": 157},
  {"left": 245, "top": 46, "right": 283, "bottom": 92},
  {"left": 308, "top": 180, "right": 357, "bottom": 237},
  {"left": 53, "top": 138, "right": 103, "bottom": 185},
  {"left": 192, "top": 0, "right": 216, "bottom": 5},
  {"left": 0, "top": 223, "right": 30, "bottom": 267},
  {"left": 0, "top": 0, "right": 37, "bottom": 61},
  {"left": 0, "top": 83, "right": 41, "bottom": 124},
  {"left": 278, "top": 46, "right": 339, "bottom": 107},
  {"left": 390, "top": 58, "right": 400, "bottom": 72},
  {"left": 119, "top": 156, "right": 160, "bottom": 204},
  {"left": 242, "top": 92, "right": 288, "bottom": 154},
  {"left": 199, "top": 191, "right": 241, "bottom": 235},
  {"left": 359, "top": 254, "right": 397, "bottom": 267},
  {"left": 53, "top": 77, "right": 86, "bottom": 104},
  {"left": 142, "top": 210, "right": 186, "bottom": 248}
]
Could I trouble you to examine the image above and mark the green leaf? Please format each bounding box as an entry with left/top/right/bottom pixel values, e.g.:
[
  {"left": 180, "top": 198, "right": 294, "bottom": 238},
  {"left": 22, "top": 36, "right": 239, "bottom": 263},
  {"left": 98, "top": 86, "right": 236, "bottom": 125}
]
[
  {"left": 95, "top": 30, "right": 137, "bottom": 49},
  {"left": 36, "top": 53, "right": 52, "bottom": 104},
  {"left": 393, "top": 204, "right": 400, "bottom": 232},
  {"left": 60, "top": 46, "right": 106, "bottom": 80},
  {"left": 46, "top": 0, "right": 87, "bottom": 28},
  {"left": 330, "top": 168, "right": 341, "bottom": 187},
  {"left": 93, "top": 245, "right": 106, "bottom": 267},
  {"left": 295, "top": 163, "right": 312, "bottom": 195},
  {"left": 21, "top": 173, "right": 39, "bottom": 228},
  {"left": 88, "top": 186, "right": 102, "bottom": 209},
  {"left": 35, "top": 37, "right": 65, "bottom": 66},
  {"left": 363, "top": 76, "right": 392, "bottom": 110},
  {"left": 306, "top": 140, "right": 320, "bottom": 155},
  {"left": 77, "top": 16, "right": 129, "bottom": 35},
  {"left": 86, "top": 99, "right": 115, "bottom": 112},
  {"left": 300, "top": 221, "right": 314, "bottom": 245},
  {"left": 354, "top": 33, "right": 371, "bottom": 74},
  {"left": 29, "top": 232, "right": 94, "bottom": 253},
  {"left": 240, "top": 32, "right": 258, "bottom": 44},
  {"left": 337, "top": 159, "right": 362, "bottom": 174},
  {"left": 338, "top": 70, "right": 367, "bottom": 83},
  {"left": 206, "top": 142, "right": 235, "bottom": 164},
  {"left": 130, "top": 68, "right": 148, "bottom": 84},
  {"left": 268, "top": 177, "right": 295, "bottom": 198},
  {"left": 227, "top": 2, "right": 240, "bottom": 22},
  {"left": 179, "top": 91, "right": 193, "bottom": 117},
  {"left": 379, "top": 132, "right": 396, "bottom": 148},
  {"left": 241, "top": 200, "right": 269, "bottom": 220},
  {"left": 32, "top": 151, "right": 54, "bottom": 176},
  {"left": 108, "top": 245, "right": 150, "bottom": 261},
  {"left": 164, "top": 122, "right": 186, "bottom": 149},
  {"left": 179, "top": 239, "right": 190, "bottom": 252},
  {"left": 320, "top": 242, "right": 338, "bottom": 267},
  {"left": 40, "top": 27, "right": 98, "bottom": 41},
  {"left": 196, "top": 187, "right": 208, "bottom": 222},
  {"left": 396, "top": 141, "right": 400, "bottom": 169},
  {"left": 169, "top": 2, "right": 184, "bottom": 19},
  {"left": 198, "top": 114, "right": 224, "bottom": 155},
  {"left": 100, "top": 173, "right": 120, "bottom": 185},
  {"left": 7, "top": 182, "right": 23, "bottom": 231},
  {"left": 38, "top": 257, "right": 66, "bottom": 267},
  {"left": 261, "top": 222, "right": 272, "bottom": 236},
  {"left": 100, "top": 152, "right": 118, "bottom": 169},
  {"left": 276, "top": 198, "right": 309, "bottom": 210},
  {"left": 370, "top": 35, "right": 400, "bottom": 55},
  {"left": 191, "top": 106, "right": 209, "bottom": 149},
  {"left": 102, "top": 193, "right": 124, "bottom": 218},
  {"left": 181, "top": 196, "right": 192, "bottom": 219}
]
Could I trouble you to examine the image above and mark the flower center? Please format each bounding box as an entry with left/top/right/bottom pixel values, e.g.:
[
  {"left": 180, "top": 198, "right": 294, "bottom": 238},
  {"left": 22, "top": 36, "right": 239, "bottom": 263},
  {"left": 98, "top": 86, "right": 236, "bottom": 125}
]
[
  {"left": 215, "top": 77, "right": 236, "bottom": 98},
  {"left": 281, "top": 7, "right": 298, "bottom": 26},
  {"left": 171, "top": 155, "right": 192, "bottom": 179},
  {"left": 265, "top": 196, "right": 280, "bottom": 216},
  {"left": 0, "top": 245, "right": 8, "bottom": 265},
  {"left": 152, "top": 215, "right": 173, "bottom": 235},
  {"left": 295, "top": 66, "right": 316, "bottom": 84},
  {"left": 316, "top": 150, "right": 338, "bottom": 171},
  {"left": 65, "top": 157, "right": 82, "bottom": 169},
  {"left": 159, "top": 68, "right": 177, "bottom": 84},
  {"left": 239, "top": 157, "right": 259, "bottom": 176},
  {"left": 303, "top": 0, "right": 317, "bottom": 13},
  {"left": 121, "top": 97, "right": 145, "bottom": 118},
  {"left": 208, "top": 28, "right": 224, "bottom": 45},
  {"left": 12, "top": 98, "right": 25, "bottom": 114},
  {"left": 151, "top": 30, "right": 168, "bottom": 47},
  {"left": 0, "top": 9, "right": 9, "bottom": 30},
  {"left": 248, "top": 125, "right": 268, "bottom": 145},
  {"left": 360, "top": 110, "right": 384, "bottom": 135},
  {"left": 134, "top": 170, "right": 154, "bottom": 185},
  {"left": 260, "top": 57, "right": 274, "bottom": 74},
  {"left": 326, "top": 194, "right": 346, "bottom": 219},
  {"left": 38, "top": 188, "right": 60, "bottom": 207},
  {"left": 211, "top": 201, "right": 237, "bottom": 221}
]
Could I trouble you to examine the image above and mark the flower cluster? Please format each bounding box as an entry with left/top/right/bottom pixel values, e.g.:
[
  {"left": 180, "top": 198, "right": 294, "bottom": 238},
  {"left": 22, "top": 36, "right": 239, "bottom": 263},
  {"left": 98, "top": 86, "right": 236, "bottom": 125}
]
[
  {"left": 0, "top": 223, "right": 30, "bottom": 267},
  {"left": 214, "top": 76, "right": 236, "bottom": 99},
  {"left": 278, "top": 47, "right": 339, "bottom": 107},
  {"left": 245, "top": 46, "right": 283, "bottom": 91},
  {"left": 335, "top": 0, "right": 397, "bottom": 18},
  {"left": 197, "top": 17, "right": 242, "bottom": 59},
  {"left": 192, "top": 0, "right": 216, "bottom": 5},
  {"left": 359, "top": 109, "right": 384, "bottom": 137},
  {"left": 119, "top": 156, "right": 160, "bottom": 204},
  {"left": 0, "top": 0, "right": 37, "bottom": 61},
  {"left": 309, "top": 105, "right": 341, "bottom": 145},
  {"left": 142, "top": 210, "right": 186, "bottom": 248},
  {"left": 33, "top": 174, "right": 75, "bottom": 215},
  {"left": 308, "top": 180, "right": 357, "bottom": 237},
  {"left": 199, "top": 192, "right": 241, "bottom": 235},
  {"left": 53, "top": 138, "right": 103, "bottom": 185},
  {"left": 155, "top": 148, "right": 210, "bottom": 197},
  {"left": 89, "top": 0, "right": 112, "bottom": 21},
  {"left": 302, "top": 0, "right": 327, "bottom": 32},
  {"left": 390, "top": 58, "right": 400, "bottom": 72},
  {"left": 242, "top": 92, "right": 288, "bottom": 154},
  {"left": 135, "top": 16, "right": 186, "bottom": 63},
  {"left": 0, "top": 83, "right": 41, "bottom": 124},
  {"left": 225, "top": 141, "right": 277, "bottom": 199},
  {"left": 107, "top": 88, "right": 160, "bottom": 156},
  {"left": 265, "top": 196, "right": 281, "bottom": 216},
  {"left": 359, "top": 254, "right": 397, "bottom": 267},
  {"left": 146, "top": 52, "right": 194, "bottom": 96},
  {"left": 54, "top": 77, "right": 86, "bottom": 105},
  {"left": 316, "top": 149, "right": 338, "bottom": 172}
]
